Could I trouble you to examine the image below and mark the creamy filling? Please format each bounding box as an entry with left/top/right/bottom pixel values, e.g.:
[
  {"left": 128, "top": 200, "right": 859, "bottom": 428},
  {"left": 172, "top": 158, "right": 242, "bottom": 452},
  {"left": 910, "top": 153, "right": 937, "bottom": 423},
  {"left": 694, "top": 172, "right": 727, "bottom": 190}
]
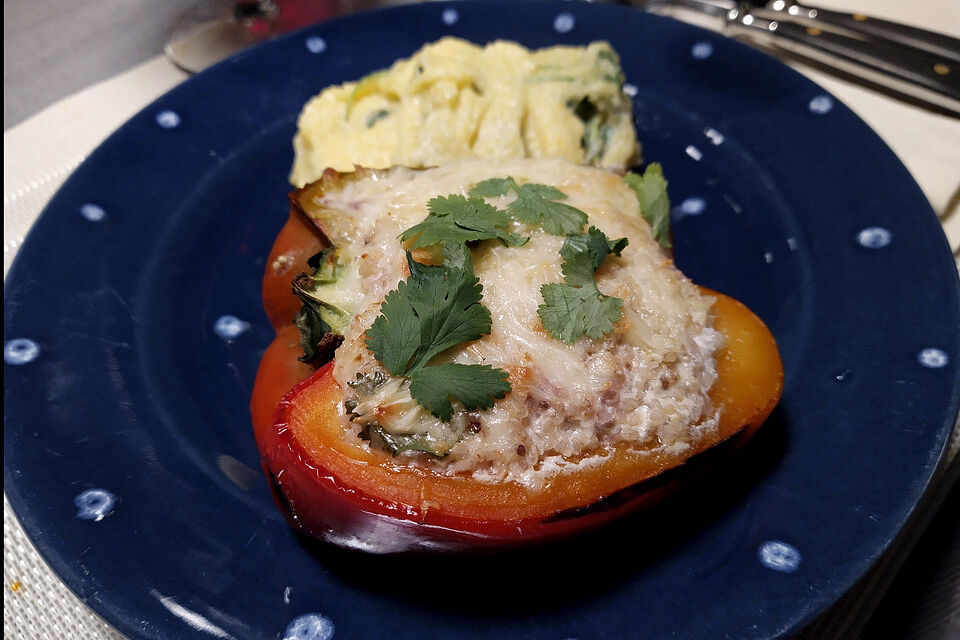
[{"left": 310, "top": 159, "right": 721, "bottom": 487}]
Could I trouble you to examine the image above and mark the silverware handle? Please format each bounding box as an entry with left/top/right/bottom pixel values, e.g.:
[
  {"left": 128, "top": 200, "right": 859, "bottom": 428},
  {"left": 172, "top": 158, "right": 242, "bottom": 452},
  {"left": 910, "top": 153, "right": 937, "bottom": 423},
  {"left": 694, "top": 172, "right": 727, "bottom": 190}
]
[
  {"left": 770, "top": 3, "right": 960, "bottom": 64},
  {"left": 729, "top": 15, "right": 960, "bottom": 115}
]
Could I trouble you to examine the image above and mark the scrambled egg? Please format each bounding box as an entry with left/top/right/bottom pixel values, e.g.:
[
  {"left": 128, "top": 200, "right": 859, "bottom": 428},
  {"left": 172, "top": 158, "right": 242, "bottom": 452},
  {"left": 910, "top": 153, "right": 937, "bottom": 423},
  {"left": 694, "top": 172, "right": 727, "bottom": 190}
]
[{"left": 290, "top": 38, "right": 638, "bottom": 186}]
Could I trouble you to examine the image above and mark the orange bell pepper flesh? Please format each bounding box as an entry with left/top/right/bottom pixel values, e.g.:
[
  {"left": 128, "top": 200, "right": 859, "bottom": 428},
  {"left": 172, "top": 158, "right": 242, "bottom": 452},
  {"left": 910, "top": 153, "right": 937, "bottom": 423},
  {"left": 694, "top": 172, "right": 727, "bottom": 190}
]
[
  {"left": 261, "top": 207, "right": 327, "bottom": 330},
  {"left": 250, "top": 323, "right": 316, "bottom": 448},
  {"left": 251, "top": 206, "right": 784, "bottom": 550}
]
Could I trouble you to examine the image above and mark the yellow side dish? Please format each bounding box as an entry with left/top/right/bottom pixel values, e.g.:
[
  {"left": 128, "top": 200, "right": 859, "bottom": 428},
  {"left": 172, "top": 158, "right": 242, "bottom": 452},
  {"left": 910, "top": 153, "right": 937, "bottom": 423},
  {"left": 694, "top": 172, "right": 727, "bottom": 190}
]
[{"left": 290, "top": 37, "right": 639, "bottom": 186}]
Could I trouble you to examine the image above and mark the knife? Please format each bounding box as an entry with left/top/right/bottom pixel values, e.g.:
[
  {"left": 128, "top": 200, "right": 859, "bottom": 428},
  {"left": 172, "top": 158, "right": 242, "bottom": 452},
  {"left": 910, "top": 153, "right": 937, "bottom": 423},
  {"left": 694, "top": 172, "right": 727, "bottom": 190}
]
[
  {"left": 635, "top": 0, "right": 960, "bottom": 116},
  {"left": 746, "top": 1, "right": 960, "bottom": 64}
]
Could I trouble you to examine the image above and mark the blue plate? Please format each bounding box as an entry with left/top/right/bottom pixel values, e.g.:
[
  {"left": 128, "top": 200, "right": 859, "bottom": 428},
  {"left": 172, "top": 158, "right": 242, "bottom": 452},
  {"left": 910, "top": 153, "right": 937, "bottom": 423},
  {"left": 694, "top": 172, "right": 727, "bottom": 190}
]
[{"left": 5, "top": 2, "right": 959, "bottom": 639}]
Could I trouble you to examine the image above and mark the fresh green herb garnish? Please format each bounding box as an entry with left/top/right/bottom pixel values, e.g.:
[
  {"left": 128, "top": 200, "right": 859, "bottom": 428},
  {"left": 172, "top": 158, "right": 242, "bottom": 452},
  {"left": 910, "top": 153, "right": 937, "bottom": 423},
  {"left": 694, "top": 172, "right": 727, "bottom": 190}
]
[
  {"left": 365, "top": 255, "right": 489, "bottom": 375},
  {"left": 469, "top": 177, "right": 587, "bottom": 236},
  {"left": 293, "top": 249, "right": 352, "bottom": 363},
  {"left": 537, "top": 227, "right": 628, "bottom": 344},
  {"left": 408, "top": 363, "right": 513, "bottom": 425},
  {"left": 439, "top": 240, "right": 473, "bottom": 272},
  {"left": 364, "top": 254, "right": 511, "bottom": 421},
  {"left": 400, "top": 195, "right": 529, "bottom": 250},
  {"left": 624, "top": 163, "right": 672, "bottom": 249}
]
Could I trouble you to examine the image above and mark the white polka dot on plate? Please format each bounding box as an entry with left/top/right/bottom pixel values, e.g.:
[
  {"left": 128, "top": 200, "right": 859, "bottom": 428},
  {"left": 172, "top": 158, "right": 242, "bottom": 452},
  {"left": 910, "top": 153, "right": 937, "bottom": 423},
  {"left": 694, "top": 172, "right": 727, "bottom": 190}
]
[
  {"left": 5, "top": 338, "right": 40, "bottom": 365},
  {"left": 623, "top": 83, "right": 638, "bottom": 97},
  {"left": 80, "top": 203, "right": 106, "bottom": 222},
  {"left": 283, "top": 613, "right": 335, "bottom": 640},
  {"left": 553, "top": 13, "right": 575, "bottom": 33},
  {"left": 808, "top": 95, "right": 834, "bottom": 114},
  {"left": 856, "top": 226, "right": 892, "bottom": 249},
  {"left": 214, "top": 315, "right": 250, "bottom": 340},
  {"left": 75, "top": 489, "right": 117, "bottom": 521},
  {"left": 703, "top": 127, "right": 724, "bottom": 145},
  {"left": 691, "top": 41, "right": 714, "bottom": 60},
  {"left": 685, "top": 145, "right": 703, "bottom": 161},
  {"left": 680, "top": 197, "right": 706, "bottom": 215},
  {"left": 442, "top": 8, "right": 459, "bottom": 25},
  {"left": 918, "top": 348, "right": 948, "bottom": 369},
  {"left": 758, "top": 540, "right": 801, "bottom": 572},
  {"left": 305, "top": 36, "right": 327, "bottom": 54},
  {"left": 156, "top": 110, "right": 181, "bottom": 128}
]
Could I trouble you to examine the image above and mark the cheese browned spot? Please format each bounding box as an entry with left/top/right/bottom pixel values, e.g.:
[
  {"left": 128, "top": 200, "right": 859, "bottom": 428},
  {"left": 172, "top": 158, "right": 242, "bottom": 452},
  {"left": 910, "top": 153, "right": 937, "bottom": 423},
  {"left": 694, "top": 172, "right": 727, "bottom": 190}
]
[{"left": 303, "top": 159, "right": 722, "bottom": 488}]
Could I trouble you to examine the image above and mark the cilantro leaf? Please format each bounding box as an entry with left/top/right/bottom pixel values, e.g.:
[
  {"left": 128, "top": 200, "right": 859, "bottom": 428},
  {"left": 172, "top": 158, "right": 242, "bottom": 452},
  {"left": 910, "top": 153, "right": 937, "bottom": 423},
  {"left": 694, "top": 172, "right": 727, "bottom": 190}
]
[
  {"left": 469, "top": 177, "right": 588, "bottom": 236},
  {"left": 537, "top": 227, "right": 628, "bottom": 344},
  {"left": 624, "top": 163, "right": 672, "bottom": 248},
  {"left": 400, "top": 195, "right": 528, "bottom": 249},
  {"left": 365, "top": 257, "right": 491, "bottom": 375},
  {"left": 559, "top": 226, "right": 629, "bottom": 286},
  {"left": 515, "top": 183, "right": 567, "bottom": 201},
  {"left": 468, "top": 178, "right": 512, "bottom": 198},
  {"left": 440, "top": 240, "right": 473, "bottom": 272},
  {"left": 539, "top": 283, "right": 624, "bottom": 343},
  {"left": 364, "top": 278, "right": 424, "bottom": 376},
  {"left": 409, "top": 364, "right": 511, "bottom": 422},
  {"left": 405, "top": 266, "right": 492, "bottom": 371},
  {"left": 508, "top": 186, "right": 587, "bottom": 235},
  {"left": 364, "top": 253, "right": 511, "bottom": 420}
]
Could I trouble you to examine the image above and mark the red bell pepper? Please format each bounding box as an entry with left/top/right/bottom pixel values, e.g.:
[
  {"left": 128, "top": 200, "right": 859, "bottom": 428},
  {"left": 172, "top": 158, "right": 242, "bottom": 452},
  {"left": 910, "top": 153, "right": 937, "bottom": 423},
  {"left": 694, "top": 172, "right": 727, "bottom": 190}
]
[{"left": 251, "top": 206, "right": 783, "bottom": 552}]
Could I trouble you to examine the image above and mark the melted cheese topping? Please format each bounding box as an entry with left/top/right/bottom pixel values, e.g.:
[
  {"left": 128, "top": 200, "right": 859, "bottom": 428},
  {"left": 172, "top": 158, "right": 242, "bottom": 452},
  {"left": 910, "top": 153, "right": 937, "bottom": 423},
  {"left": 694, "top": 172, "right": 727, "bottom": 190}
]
[
  {"left": 316, "top": 159, "right": 722, "bottom": 487},
  {"left": 290, "top": 38, "right": 638, "bottom": 186}
]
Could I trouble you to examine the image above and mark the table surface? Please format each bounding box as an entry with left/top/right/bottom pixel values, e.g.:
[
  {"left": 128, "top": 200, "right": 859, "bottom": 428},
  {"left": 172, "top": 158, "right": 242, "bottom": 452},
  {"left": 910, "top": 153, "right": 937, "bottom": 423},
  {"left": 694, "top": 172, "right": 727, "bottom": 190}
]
[{"left": 4, "top": 1, "right": 960, "bottom": 639}]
